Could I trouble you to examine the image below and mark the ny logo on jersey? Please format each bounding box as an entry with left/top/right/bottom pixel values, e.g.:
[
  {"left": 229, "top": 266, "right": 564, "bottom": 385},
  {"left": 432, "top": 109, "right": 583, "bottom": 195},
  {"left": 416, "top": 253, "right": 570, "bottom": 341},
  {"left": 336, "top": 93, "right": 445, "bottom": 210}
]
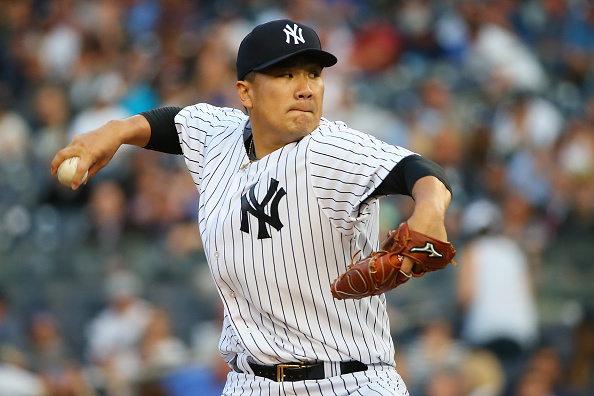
[
  {"left": 409, "top": 242, "right": 443, "bottom": 258},
  {"left": 283, "top": 23, "right": 305, "bottom": 44},
  {"left": 240, "top": 178, "right": 286, "bottom": 239}
]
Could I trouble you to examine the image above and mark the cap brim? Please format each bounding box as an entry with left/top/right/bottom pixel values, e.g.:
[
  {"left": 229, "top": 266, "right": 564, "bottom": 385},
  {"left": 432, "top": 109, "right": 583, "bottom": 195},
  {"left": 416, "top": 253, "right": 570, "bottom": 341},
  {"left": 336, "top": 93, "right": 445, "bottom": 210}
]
[{"left": 251, "top": 49, "right": 337, "bottom": 73}]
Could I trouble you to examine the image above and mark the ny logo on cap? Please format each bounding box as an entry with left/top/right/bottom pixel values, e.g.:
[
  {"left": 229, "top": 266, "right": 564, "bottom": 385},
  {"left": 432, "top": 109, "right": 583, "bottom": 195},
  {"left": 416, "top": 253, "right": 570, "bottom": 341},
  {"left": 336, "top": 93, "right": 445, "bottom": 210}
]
[{"left": 283, "top": 23, "right": 305, "bottom": 44}]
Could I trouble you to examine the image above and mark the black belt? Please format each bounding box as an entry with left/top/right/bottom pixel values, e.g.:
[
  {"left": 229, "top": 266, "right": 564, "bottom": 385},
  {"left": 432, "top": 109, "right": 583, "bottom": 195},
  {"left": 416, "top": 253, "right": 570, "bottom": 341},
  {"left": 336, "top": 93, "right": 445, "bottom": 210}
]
[{"left": 247, "top": 360, "right": 368, "bottom": 382}]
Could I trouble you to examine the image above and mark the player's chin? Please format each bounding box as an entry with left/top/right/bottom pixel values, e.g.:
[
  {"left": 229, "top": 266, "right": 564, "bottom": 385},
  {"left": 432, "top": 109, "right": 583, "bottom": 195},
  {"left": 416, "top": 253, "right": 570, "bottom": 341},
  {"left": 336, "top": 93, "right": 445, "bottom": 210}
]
[{"left": 289, "top": 112, "right": 319, "bottom": 134}]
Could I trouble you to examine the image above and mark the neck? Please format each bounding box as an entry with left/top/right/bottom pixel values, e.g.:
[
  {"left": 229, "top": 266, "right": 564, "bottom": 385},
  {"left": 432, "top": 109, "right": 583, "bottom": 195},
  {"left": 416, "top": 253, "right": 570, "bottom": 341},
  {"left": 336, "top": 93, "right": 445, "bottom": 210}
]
[
  {"left": 250, "top": 134, "right": 282, "bottom": 159},
  {"left": 249, "top": 125, "right": 315, "bottom": 159}
]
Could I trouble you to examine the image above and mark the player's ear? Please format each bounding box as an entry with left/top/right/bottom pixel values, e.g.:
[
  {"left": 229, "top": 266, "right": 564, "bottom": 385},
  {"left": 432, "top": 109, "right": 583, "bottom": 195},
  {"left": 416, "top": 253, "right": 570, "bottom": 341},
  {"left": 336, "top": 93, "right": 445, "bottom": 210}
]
[{"left": 236, "top": 80, "right": 253, "bottom": 109}]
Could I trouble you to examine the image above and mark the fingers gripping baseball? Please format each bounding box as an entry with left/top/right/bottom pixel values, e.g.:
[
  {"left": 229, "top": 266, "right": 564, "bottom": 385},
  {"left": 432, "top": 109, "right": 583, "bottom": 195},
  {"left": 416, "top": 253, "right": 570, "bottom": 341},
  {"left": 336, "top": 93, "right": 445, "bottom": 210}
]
[
  {"left": 331, "top": 222, "right": 456, "bottom": 300},
  {"left": 51, "top": 126, "right": 121, "bottom": 189}
]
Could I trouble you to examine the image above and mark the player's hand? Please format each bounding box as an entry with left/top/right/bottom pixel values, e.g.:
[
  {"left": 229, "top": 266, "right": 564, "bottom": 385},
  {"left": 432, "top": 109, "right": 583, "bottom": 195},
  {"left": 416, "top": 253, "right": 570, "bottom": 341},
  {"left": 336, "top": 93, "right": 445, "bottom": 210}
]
[{"left": 51, "top": 121, "right": 123, "bottom": 189}]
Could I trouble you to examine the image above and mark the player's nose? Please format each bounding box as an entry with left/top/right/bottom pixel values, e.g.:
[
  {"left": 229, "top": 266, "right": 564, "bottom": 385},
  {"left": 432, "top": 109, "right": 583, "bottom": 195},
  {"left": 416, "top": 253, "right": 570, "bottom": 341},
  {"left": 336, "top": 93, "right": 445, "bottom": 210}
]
[{"left": 295, "top": 75, "right": 314, "bottom": 99}]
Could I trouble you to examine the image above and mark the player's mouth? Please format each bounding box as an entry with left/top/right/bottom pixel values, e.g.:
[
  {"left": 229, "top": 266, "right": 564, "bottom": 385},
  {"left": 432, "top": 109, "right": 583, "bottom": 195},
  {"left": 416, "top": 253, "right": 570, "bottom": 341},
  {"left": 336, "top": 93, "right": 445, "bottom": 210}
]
[{"left": 289, "top": 107, "right": 314, "bottom": 113}]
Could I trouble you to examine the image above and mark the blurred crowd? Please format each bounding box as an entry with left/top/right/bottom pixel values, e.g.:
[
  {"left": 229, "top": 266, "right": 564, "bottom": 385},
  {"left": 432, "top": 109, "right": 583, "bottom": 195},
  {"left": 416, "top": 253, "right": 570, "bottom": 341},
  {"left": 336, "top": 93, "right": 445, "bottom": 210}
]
[{"left": 0, "top": 0, "right": 593, "bottom": 395}]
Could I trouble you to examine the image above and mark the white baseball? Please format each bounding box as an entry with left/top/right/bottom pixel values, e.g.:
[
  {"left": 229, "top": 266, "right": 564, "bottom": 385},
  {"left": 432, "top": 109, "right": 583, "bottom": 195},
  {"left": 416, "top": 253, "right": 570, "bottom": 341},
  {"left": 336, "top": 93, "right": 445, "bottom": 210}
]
[{"left": 57, "top": 157, "right": 88, "bottom": 187}]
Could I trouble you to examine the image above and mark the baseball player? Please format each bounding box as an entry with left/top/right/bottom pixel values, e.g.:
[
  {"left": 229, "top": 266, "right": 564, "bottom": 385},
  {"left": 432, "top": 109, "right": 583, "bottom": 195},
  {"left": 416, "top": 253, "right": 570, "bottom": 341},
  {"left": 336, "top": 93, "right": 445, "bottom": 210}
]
[{"left": 52, "top": 19, "right": 453, "bottom": 396}]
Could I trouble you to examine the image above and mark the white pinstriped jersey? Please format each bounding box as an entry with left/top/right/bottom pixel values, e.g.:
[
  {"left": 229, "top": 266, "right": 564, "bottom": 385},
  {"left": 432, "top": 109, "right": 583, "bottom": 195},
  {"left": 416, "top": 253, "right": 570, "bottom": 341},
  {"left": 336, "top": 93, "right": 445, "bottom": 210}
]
[{"left": 175, "top": 103, "right": 415, "bottom": 370}]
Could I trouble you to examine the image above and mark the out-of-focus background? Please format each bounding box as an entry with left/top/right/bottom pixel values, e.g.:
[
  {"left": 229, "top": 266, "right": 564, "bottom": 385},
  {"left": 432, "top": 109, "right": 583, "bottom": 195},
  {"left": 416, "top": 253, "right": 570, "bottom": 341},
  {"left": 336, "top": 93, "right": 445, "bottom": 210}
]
[{"left": 0, "top": 0, "right": 593, "bottom": 395}]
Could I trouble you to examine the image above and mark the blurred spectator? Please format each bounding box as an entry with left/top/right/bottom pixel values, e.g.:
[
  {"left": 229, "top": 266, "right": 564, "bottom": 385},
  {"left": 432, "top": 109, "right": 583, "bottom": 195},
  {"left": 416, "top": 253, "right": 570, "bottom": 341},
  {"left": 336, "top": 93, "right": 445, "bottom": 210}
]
[
  {"left": 551, "top": 117, "right": 594, "bottom": 240},
  {"left": 512, "top": 368, "right": 559, "bottom": 396},
  {"left": 129, "top": 150, "right": 199, "bottom": 236},
  {"left": 423, "top": 366, "right": 466, "bottom": 396},
  {"left": 0, "top": 82, "right": 31, "bottom": 164},
  {"left": 189, "top": 34, "right": 242, "bottom": 108},
  {"left": 459, "top": 0, "right": 548, "bottom": 94},
  {"left": 326, "top": 84, "right": 409, "bottom": 147},
  {"left": 556, "top": 118, "right": 594, "bottom": 184},
  {"left": 408, "top": 77, "right": 465, "bottom": 167},
  {"left": 68, "top": 32, "right": 119, "bottom": 113},
  {"left": 32, "top": 84, "right": 72, "bottom": 165},
  {"left": 0, "top": 289, "right": 23, "bottom": 348},
  {"left": 139, "top": 308, "right": 189, "bottom": 378},
  {"left": 568, "top": 308, "right": 594, "bottom": 395},
  {"left": 527, "top": 0, "right": 572, "bottom": 74},
  {"left": 36, "top": 0, "right": 83, "bottom": 82},
  {"left": 396, "top": 0, "right": 439, "bottom": 57},
  {"left": 160, "top": 356, "right": 229, "bottom": 396},
  {"left": 561, "top": 1, "right": 594, "bottom": 81},
  {"left": 490, "top": 91, "right": 564, "bottom": 207},
  {"left": 124, "top": 0, "right": 161, "bottom": 40},
  {"left": 118, "top": 48, "right": 161, "bottom": 116},
  {"left": 68, "top": 69, "right": 133, "bottom": 180},
  {"left": 25, "top": 310, "right": 96, "bottom": 396},
  {"left": 461, "top": 348, "right": 506, "bottom": 396},
  {"left": 490, "top": 91, "right": 564, "bottom": 159},
  {"left": 68, "top": 71, "right": 130, "bottom": 139},
  {"left": 129, "top": 150, "right": 172, "bottom": 232},
  {"left": 0, "top": 344, "right": 45, "bottom": 396},
  {"left": 85, "top": 269, "right": 153, "bottom": 394},
  {"left": 133, "top": 307, "right": 191, "bottom": 396},
  {"left": 457, "top": 199, "right": 539, "bottom": 382},
  {"left": 501, "top": 193, "right": 549, "bottom": 271},
  {"left": 522, "top": 345, "right": 579, "bottom": 396},
  {"left": 349, "top": 21, "right": 403, "bottom": 74},
  {"left": 87, "top": 180, "right": 130, "bottom": 251},
  {"left": 161, "top": 309, "right": 229, "bottom": 396},
  {"left": 404, "top": 317, "right": 468, "bottom": 395},
  {"left": 25, "top": 310, "right": 72, "bottom": 373},
  {"left": 0, "top": 1, "right": 39, "bottom": 97}
]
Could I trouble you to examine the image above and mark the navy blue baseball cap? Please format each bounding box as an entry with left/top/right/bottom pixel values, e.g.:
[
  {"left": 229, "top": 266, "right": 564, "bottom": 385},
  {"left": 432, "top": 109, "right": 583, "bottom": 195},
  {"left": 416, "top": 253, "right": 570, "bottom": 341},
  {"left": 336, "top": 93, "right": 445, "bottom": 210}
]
[{"left": 236, "top": 19, "right": 338, "bottom": 80}]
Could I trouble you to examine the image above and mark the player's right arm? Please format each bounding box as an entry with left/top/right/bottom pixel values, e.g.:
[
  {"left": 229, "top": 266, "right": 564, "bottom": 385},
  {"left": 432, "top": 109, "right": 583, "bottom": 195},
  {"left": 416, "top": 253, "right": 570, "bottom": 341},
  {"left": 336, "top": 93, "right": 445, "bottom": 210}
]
[
  {"left": 51, "top": 114, "right": 151, "bottom": 189},
  {"left": 51, "top": 107, "right": 182, "bottom": 189}
]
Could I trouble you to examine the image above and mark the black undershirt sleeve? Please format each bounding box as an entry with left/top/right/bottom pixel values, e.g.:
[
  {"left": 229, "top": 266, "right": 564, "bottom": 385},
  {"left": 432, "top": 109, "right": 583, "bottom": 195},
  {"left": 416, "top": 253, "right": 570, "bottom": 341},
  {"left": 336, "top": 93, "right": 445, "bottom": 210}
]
[
  {"left": 372, "top": 155, "right": 452, "bottom": 198},
  {"left": 140, "top": 106, "right": 183, "bottom": 154}
]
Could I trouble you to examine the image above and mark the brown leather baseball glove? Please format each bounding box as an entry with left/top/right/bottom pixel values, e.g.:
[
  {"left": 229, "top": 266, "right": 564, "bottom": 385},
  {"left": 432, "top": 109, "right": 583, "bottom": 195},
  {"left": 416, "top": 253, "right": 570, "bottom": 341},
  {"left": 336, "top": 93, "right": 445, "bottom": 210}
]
[{"left": 331, "top": 222, "right": 456, "bottom": 300}]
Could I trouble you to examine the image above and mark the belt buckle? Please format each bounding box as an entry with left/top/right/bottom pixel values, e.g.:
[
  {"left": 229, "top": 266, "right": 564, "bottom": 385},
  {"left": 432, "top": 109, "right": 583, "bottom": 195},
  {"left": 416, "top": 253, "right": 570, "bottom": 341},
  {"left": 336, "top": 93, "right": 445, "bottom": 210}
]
[{"left": 276, "top": 363, "right": 304, "bottom": 382}]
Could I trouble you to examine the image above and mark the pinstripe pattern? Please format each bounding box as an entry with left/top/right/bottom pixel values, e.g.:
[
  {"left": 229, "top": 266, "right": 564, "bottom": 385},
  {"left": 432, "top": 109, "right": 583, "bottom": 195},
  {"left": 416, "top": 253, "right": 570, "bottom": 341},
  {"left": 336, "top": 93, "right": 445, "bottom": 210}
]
[{"left": 175, "top": 104, "right": 413, "bottom": 394}]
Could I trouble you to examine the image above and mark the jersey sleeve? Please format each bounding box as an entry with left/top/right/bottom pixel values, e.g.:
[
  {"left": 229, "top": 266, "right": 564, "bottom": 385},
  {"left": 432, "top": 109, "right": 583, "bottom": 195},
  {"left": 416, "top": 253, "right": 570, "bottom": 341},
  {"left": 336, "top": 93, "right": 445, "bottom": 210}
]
[
  {"left": 174, "top": 103, "right": 246, "bottom": 188},
  {"left": 307, "top": 121, "right": 416, "bottom": 233}
]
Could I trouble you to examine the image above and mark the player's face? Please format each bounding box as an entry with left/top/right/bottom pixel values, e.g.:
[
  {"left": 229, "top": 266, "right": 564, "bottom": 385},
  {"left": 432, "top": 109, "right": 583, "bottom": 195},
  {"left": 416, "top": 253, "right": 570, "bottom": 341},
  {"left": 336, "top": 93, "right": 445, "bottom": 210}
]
[{"left": 239, "top": 57, "right": 325, "bottom": 144}]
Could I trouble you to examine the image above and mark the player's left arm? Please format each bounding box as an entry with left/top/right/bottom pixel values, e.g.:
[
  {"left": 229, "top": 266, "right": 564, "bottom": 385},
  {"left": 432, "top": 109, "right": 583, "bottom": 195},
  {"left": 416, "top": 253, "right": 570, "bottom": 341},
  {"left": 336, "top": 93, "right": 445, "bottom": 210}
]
[
  {"left": 372, "top": 154, "right": 452, "bottom": 274},
  {"left": 403, "top": 175, "right": 451, "bottom": 274},
  {"left": 330, "top": 153, "right": 455, "bottom": 299}
]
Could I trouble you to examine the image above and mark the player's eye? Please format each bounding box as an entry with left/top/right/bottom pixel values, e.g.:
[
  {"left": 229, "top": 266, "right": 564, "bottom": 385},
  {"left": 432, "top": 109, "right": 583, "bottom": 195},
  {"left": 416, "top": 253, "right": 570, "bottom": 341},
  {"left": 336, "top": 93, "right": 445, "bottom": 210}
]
[{"left": 274, "top": 70, "right": 293, "bottom": 78}]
